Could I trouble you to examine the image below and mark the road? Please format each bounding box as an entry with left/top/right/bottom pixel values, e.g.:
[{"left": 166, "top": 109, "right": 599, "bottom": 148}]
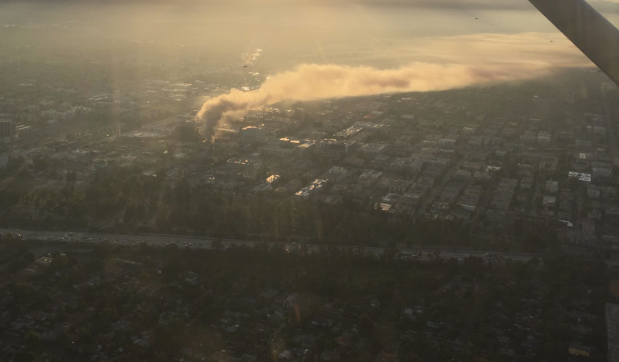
[{"left": 0, "top": 228, "right": 537, "bottom": 263}]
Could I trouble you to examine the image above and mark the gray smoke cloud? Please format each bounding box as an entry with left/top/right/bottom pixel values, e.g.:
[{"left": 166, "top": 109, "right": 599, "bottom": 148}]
[
  {"left": 197, "top": 62, "right": 549, "bottom": 140},
  {"left": 197, "top": 32, "right": 594, "bottom": 140}
]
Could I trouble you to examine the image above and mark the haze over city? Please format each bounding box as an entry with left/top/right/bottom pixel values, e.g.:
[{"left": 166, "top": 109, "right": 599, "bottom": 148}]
[{"left": 4, "top": 1, "right": 619, "bottom": 362}]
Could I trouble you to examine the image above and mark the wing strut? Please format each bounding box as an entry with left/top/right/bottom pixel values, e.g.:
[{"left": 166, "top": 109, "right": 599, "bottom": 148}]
[{"left": 530, "top": 0, "right": 619, "bottom": 86}]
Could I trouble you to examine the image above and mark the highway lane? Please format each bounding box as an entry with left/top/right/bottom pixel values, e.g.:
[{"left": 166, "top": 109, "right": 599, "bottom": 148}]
[{"left": 0, "top": 228, "right": 536, "bottom": 263}]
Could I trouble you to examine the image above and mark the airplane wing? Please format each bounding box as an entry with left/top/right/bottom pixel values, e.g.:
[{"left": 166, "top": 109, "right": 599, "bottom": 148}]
[{"left": 530, "top": 0, "right": 619, "bottom": 86}]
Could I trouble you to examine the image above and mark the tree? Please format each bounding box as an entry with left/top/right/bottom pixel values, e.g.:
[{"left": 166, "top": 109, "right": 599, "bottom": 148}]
[
  {"left": 51, "top": 253, "right": 70, "bottom": 270},
  {"left": 212, "top": 238, "right": 223, "bottom": 249},
  {"left": 359, "top": 314, "right": 375, "bottom": 338},
  {"left": 66, "top": 171, "right": 77, "bottom": 183},
  {"left": 154, "top": 320, "right": 185, "bottom": 354},
  {"left": 75, "top": 327, "right": 93, "bottom": 344},
  {"left": 24, "top": 330, "right": 41, "bottom": 350},
  {"left": 15, "top": 351, "right": 36, "bottom": 362},
  {"left": 32, "top": 156, "right": 49, "bottom": 172}
]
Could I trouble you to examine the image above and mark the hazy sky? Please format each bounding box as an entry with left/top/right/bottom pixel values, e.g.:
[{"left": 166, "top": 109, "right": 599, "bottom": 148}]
[
  {"left": 1, "top": 0, "right": 613, "bottom": 134},
  {"left": 0, "top": 0, "right": 616, "bottom": 73}
]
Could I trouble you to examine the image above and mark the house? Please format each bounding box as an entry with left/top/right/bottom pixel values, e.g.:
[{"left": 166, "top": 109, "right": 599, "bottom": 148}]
[
  {"left": 0, "top": 153, "right": 8, "bottom": 169},
  {"left": 320, "top": 351, "right": 341, "bottom": 361},
  {"left": 375, "top": 347, "right": 400, "bottom": 362},
  {"left": 259, "top": 289, "right": 279, "bottom": 301},
  {"left": 463, "top": 125, "right": 478, "bottom": 134},
  {"left": 439, "top": 138, "right": 456, "bottom": 149},
  {"left": 520, "top": 177, "right": 534, "bottom": 190},
  {"left": 278, "top": 350, "right": 293, "bottom": 361},
  {"left": 588, "top": 209, "right": 602, "bottom": 220},
  {"left": 600, "top": 186, "right": 617, "bottom": 200},
  {"left": 282, "top": 293, "right": 300, "bottom": 309},
  {"left": 404, "top": 159, "right": 424, "bottom": 175},
  {"left": 576, "top": 139, "right": 593, "bottom": 150},
  {"left": 454, "top": 170, "right": 472, "bottom": 180},
  {"left": 239, "top": 355, "right": 257, "bottom": 362},
  {"left": 389, "top": 158, "right": 407, "bottom": 173},
  {"left": 253, "top": 174, "right": 281, "bottom": 192},
  {"left": 210, "top": 350, "right": 239, "bottom": 362},
  {"left": 291, "top": 335, "right": 316, "bottom": 349},
  {"left": 334, "top": 126, "right": 363, "bottom": 140},
  {"left": 593, "top": 167, "right": 612, "bottom": 182},
  {"left": 389, "top": 179, "right": 412, "bottom": 194},
  {"left": 295, "top": 143, "right": 315, "bottom": 158},
  {"left": 568, "top": 342, "right": 592, "bottom": 357},
  {"left": 520, "top": 131, "right": 537, "bottom": 144},
  {"left": 360, "top": 143, "right": 388, "bottom": 158},
  {"left": 398, "top": 188, "right": 426, "bottom": 207},
  {"left": 326, "top": 166, "right": 348, "bottom": 183},
  {"left": 568, "top": 172, "right": 592, "bottom": 183},
  {"left": 491, "top": 178, "right": 518, "bottom": 210},
  {"left": 539, "top": 156, "right": 558, "bottom": 173},
  {"left": 382, "top": 193, "right": 402, "bottom": 205},
  {"left": 537, "top": 131, "right": 552, "bottom": 145},
  {"left": 133, "top": 337, "right": 152, "bottom": 349},
  {"left": 371, "top": 155, "right": 391, "bottom": 170},
  {"left": 588, "top": 185, "right": 601, "bottom": 199},
  {"left": 273, "top": 293, "right": 288, "bottom": 306},
  {"left": 458, "top": 196, "right": 479, "bottom": 212},
  {"left": 545, "top": 180, "right": 559, "bottom": 195},
  {"left": 542, "top": 195, "right": 556, "bottom": 212},
  {"left": 295, "top": 179, "right": 328, "bottom": 199},
  {"left": 463, "top": 161, "right": 484, "bottom": 172},
  {"left": 358, "top": 170, "right": 383, "bottom": 188}
]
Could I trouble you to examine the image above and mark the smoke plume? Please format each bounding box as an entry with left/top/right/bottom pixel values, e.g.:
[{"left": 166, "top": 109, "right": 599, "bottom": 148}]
[{"left": 197, "top": 62, "right": 555, "bottom": 140}]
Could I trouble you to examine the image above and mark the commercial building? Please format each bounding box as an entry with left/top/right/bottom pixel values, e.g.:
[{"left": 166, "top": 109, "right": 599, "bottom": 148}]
[
  {"left": 253, "top": 174, "right": 281, "bottom": 192},
  {"left": 239, "top": 126, "right": 265, "bottom": 145},
  {"left": 358, "top": 170, "right": 383, "bottom": 188},
  {"left": 326, "top": 166, "right": 348, "bottom": 183},
  {"left": 295, "top": 179, "right": 328, "bottom": 199},
  {"left": 0, "top": 120, "right": 16, "bottom": 143}
]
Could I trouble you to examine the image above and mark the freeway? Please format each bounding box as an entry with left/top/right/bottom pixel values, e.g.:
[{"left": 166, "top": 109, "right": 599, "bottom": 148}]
[{"left": 0, "top": 228, "right": 537, "bottom": 264}]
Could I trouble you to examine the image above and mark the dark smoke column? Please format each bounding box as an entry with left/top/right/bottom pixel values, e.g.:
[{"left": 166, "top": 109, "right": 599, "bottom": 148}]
[{"left": 529, "top": 0, "right": 619, "bottom": 86}]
